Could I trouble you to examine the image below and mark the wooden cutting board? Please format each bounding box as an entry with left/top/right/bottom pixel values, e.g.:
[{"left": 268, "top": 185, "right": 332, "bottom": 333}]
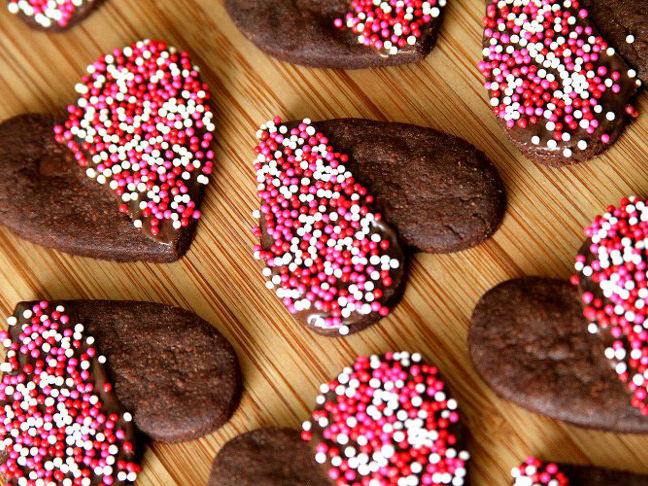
[{"left": 1, "top": 0, "right": 648, "bottom": 484}]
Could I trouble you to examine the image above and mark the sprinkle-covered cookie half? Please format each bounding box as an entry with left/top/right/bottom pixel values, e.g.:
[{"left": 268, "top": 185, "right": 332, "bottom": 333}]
[
  {"left": 0, "top": 301, "right": 141, "bottom": 486},
  {"left": 252, "top": 117, "right": 407, "bottom": 336},
  {"left": 0, "top": 40, "right": 214, "bottom": 262},
  {"left": 573, "top": 196, "right": 648, "bottom": 415},
  {"left": 479, "top": 0, "right": 640, "bottom": 166},
  {"left": 6, "top": 0, "right": 104, "bottom": 31},
  {"left": 225, "top": 0, "right": 447, "bottom": 69},
  {"left": 55, "top": 39, "right": 215, "bottom": 241},
  {"left": 302, "top": 352, "right": 470, "bottom": 486},
  {"left": 511, "top": 457, "right": 648, "bottom": 486}
]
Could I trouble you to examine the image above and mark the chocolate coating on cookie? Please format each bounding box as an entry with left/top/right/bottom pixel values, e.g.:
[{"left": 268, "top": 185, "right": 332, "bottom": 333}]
[
  {"left": 225, "top": 0, "right": 445, "bottom": 69},
  {"left": 0, "top": 301, "right": 141, "bottom": 485},
  {"left": 209, "top": 428, "right": 330, "bottom": 486},
  {"left": 0, "top": 114, "right": 199, "bottom": 262},
  {"left": 309, "top": 119, "right": 506, "bottom": 253},
  {"left": 479, "top": 0, "right": 640, "bottom": 167},
  {"left": 15, "top": 300, "right": 242, "bottom": 443},
  {"left": 253, "top": 118, "right": 408, "bottom": 336},
  {"left": 6, "top": 0, "right": 104, "bottom": 31},
  {"left": 469, "top": 277, "right": 648, "bottom": 433}
]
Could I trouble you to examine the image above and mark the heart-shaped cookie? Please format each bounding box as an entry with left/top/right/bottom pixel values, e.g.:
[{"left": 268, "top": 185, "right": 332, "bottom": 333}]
[
  {"left": 471, "top": 197, "right": 648, "bottom": 432},
  {"left": 251, "top": 117, "right": 506, "bottom": 336},
  {"left": 210, "top": 352, "right": 470, "bottom": 486},
  {"left": 0, "top": 301, "right": 142, "bottom": 485},
  {"left": 478, "top": 0, "right": 641, "bottom": 166},
  {"left": 1, "top": 301, "right": 241, "bottom": 455},
  {"left": 0, "top": 40, "right": 215, "bottom": 262},
  {"left": 469, "top": 276, "right": 648, "bottom": 432},
  {"left": 6, "top": 0, "right": 104, "bottom": 31},
  {"left": 511, "top": 457, "right": 648, "bottom": 486},
  {"left": 225, "top": 0, "right": 447, "bottom": 69}
]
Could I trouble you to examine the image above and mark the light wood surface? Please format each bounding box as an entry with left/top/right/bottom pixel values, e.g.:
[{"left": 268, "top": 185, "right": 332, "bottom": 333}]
[{"left": 1, "top": 1, "right": 648, "bottom": 484}]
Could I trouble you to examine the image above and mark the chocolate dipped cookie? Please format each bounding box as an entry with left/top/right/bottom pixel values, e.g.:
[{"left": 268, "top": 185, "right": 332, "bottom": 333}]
[
  {"left": 0, "top": 40, "right": 215, "bottom": 262},
  {"left": 251, "top": 117, "right": 506, "bottom": 336}
]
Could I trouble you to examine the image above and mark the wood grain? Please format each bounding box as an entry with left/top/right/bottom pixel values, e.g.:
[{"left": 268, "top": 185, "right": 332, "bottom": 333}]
[{"left": 1, "top": 0, "right": 648, "bottom": 484}]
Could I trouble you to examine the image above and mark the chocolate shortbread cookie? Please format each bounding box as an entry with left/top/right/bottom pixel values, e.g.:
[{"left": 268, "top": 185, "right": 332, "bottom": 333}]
[
  {"left": 6, "top": 0, "right": 104, "bottom": 31},
  {"left": 0, "top": 301, "right": 142, "bottom": 485},
  {"left": 511, "top": 457, "right": 648, "bottom": 486},
  {"left": 209, "top": 428, "right": 329, "bottom": 486},
  {"left": 0, "top": 40, "right": 215, "bottom": 262},
  {"left": 479, "top": 0, "right": 641, "bottom": 167},
  {"left": 210, "top": 352, "right": 470, "bottom": 486},
  {"left": 0, "top": 114, "right": 192, "bottom": 262},
  {"left": 225, "top": 0, "right": 447, "bottom": 69},
  {"left": 469, "top": 277, "right": 648, "bottom": 432},
  {"left": 251, "top": 117, "right": 505, "bottom": 336},
  {"left": 13, "top": 300, "right": 242, "bottom": 443}
]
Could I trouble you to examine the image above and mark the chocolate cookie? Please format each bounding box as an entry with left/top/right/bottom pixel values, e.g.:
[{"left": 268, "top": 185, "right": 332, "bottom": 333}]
[
  {"left": 0, "top": 301, "right": 142, "bottom": 485},
  {"left": 478, "top": 0, "right": 641, "bottom": 167},
  {"left": 469, "top": 277, "right": 648, "bottom": 433},
  {"left": 0, "top": 40, "right": 215, "bottom": 262},
  {"left": 13, "top": 300, "right": 242, "bottom": 443},
  {"left": 511, "top": 457, "right": 648, "bottom": 486},
  {"left": 6, "top": 0, "right": 104, "bottom": 31},
  {"left": 208, "top": 428, "right": 329, "bottom": 486},
  {"left": 251, "top": 117, "right": 505, "bottom": 336},
  {"left": 225, "top": 0, "right": 447, "bottom": 69}
]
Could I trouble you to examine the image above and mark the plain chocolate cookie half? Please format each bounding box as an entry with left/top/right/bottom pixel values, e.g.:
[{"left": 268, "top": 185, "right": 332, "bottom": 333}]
[
  {"left": 469, "top": 277, "right": 648, "bottom": 433},
  {"left": 6, "top": 0, "right": 105, "bottom": 31},
  {"left": 0, "top": 114, "right": 200, "bottom": 262},
  {"left": 209, "top": 428, "right": 330, "bottom": 486},
  {"left": 581, "top": 0, "right": 648, "bottom": 84},
  {"left": 225, "top": 0, "right": 445, "bottom": 69},
  {"left": 308, "top": 119, "right": 507, "bottom": 253},
  {"left": 14, "top": 300, "right": 242, "bottom": 443}
]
